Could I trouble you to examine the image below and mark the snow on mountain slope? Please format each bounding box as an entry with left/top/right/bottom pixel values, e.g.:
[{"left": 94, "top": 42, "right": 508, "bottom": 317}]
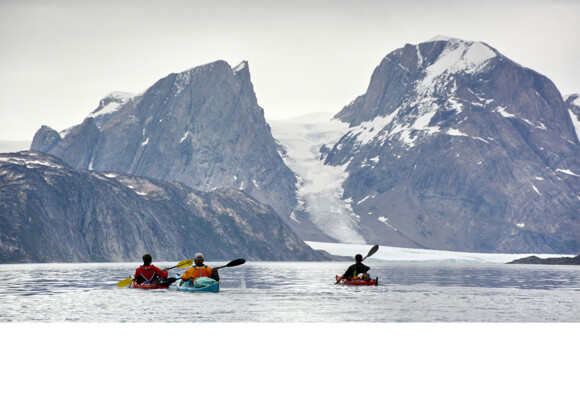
[
  {"left": 566, "top": 94, "right": 580, "bottom": 143},
  {"left": 88, "top": 91, "right": 135, "bottom": 118},
  {"left": 269, "top": 113, "right": 365, "bottom": 243},
  {"left": 343, "top": 38, "right": 500, "bottom": 150},
  {"left": 419, "top": 37, "right": 496, "bottom": 90}
]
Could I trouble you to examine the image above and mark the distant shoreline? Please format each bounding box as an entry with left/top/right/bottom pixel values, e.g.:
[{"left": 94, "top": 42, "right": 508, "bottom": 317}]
[{"left": 507, "top": 255, "right": 580, "bottom": 265}]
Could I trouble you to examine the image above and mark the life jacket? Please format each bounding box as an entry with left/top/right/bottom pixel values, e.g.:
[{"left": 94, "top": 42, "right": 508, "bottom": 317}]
[{"left": 182, "top": 265, "right": 212, "bottom": 282}]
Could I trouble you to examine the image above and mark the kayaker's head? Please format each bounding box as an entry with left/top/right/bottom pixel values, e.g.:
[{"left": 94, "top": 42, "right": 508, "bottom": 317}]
[
  {"left": 355, "top": 254, "right": 363, "bottom": 263},
  {"left": 142, "top": 254, "right": 152, "bottom": 266},
  {"left": 194, "top": 253, "right": 204, "bottom": 265}
]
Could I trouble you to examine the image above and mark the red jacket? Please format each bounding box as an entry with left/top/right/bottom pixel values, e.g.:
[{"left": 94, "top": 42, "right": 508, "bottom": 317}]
[{"left": 134, "top": 265, "right": 167, "bottom": 282}]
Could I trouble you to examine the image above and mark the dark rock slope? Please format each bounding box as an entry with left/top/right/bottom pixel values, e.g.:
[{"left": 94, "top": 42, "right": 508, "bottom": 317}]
[{"left": 0, "top": 151, "right": 327, "bottom": 263}]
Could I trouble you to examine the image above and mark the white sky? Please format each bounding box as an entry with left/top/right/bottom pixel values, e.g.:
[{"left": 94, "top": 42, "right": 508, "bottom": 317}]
[{"left": 1, "top": 0, "right": 579, "bottom": 141}]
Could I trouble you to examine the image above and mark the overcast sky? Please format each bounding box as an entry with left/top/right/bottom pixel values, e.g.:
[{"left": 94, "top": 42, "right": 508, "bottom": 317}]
[{"left": 1, "top": 0, "right": 579, "bottom": 142}]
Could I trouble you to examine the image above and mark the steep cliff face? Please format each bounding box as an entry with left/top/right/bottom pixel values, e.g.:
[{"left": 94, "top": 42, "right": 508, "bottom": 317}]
[
  {"left": 0, "top": 151, "right": 327, "bottom": 263},
  {"left": 327, "top": 37, "right": 579, "bottom": 253},
  {"left": 31, "top": 61, "right": 301, "bottom": 234}
]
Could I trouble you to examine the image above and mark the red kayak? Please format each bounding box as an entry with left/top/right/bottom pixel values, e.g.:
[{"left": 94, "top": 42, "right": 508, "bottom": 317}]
[
  {"left": 130, "top": 281, "right": 169, "bottom": 290},
  {"left": 335, "top": 275, "right": 378, "bottom": 286}
]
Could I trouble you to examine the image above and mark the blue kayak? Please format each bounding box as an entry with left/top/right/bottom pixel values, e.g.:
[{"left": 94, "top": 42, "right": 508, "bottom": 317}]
[{"left": 176, "top": 280, "right": 220, "bottom": 293}]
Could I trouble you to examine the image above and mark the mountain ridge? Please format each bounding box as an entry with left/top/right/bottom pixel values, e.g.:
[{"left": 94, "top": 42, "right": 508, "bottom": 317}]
[
  {"left": 30, "top": 60, "right": 332, "bottom": 239},
  {"left": 26, "top": 37, "right": 580, "bottom": 254},
  {"left": 0, "top": 151, "right": 327, "bottom": 263}
]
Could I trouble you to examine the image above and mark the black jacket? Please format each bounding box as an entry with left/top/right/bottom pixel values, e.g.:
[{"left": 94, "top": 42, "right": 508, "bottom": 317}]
[{"left": 344, "top": 262, "right": 370, "bottom": 279}]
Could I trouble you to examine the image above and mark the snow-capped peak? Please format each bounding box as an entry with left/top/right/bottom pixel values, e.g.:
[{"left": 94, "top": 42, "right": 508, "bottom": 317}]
[{"left": 418, "top": 38, "right": 497, "bottom": 93}]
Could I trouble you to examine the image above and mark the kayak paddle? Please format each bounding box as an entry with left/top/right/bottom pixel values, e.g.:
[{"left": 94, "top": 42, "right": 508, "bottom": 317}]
[
  {"left": 215, "top": 258, "right": 246, "bottom": 270},
  {"left": 167, "top": 259, "right": 194, "bottom": 270},
  {"left": 335, "top": 245, "right": 379, "bottom": 284},
  {"left": 362, "top": 244, "right": 379, "bottom": 261},
  {"left": 116, "top": 277, "right": 134, "bottom": 288},
  {"left": 116, "top": 258, "right": 194, "bottom": 288}
]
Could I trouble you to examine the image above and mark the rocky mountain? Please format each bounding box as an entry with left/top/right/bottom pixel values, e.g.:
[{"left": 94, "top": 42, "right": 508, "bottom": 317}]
[
  {"left": 26, "top": 39, "right": 580, "bottom": 254},
  {"left": 322, "top": 37, "right": 579, "bottom": 253},
  {"left": 0, "top": 151, "right": 327, "bottom": 263},
  {"left": 30, "top": 61, "right": 329, "bottom": 240}
]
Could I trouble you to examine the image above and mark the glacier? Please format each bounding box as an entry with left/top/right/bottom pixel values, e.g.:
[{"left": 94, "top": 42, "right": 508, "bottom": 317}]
[{"left": 269, "top": 113, "right": 366, "bottom": 243}]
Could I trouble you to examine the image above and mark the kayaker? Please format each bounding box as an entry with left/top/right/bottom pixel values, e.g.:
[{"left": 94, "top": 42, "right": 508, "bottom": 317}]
[
  {"left": 180, "top": 253, "right": 220, "bottom": 284},
  {"left": 134, "top": 254, "right": 168, "bottom": 284},
  {"left": 341, "top": 254, "right": 371, "bottom": 281}
]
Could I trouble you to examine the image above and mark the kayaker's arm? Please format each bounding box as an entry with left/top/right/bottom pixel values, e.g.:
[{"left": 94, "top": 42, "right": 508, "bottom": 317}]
[{"left": 211, "top": 267, "right": 220, "bottom": 282}]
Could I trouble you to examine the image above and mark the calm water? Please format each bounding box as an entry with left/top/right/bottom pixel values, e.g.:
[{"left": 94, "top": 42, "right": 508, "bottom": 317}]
[{"left": 0, "top": 261, "right": 578, "bottom": 322}]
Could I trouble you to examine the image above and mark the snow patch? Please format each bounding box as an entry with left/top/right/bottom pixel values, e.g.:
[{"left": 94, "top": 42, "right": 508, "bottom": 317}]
[
  {"left": 531, "top": 182, "right": 542, "bottom": 196},
  {"left": 418, "top": 38, "right": 496, "bottom": 93},
  {"left": 412, "top": 110, "right": 438, "bottom": 131},
  {"left": 141, "top": 138, "right": 149, "bottom": 146},
  {"left": 0, "top": 156, "right": 63, "bottom": 169},
  {"left": 378, "top": 216, "right": 398, "bottom": 231},
  {"left": 447, "top": 128, "right": 467, "bottom": 136},
  {"left": 233, "top": 61, "right": 247, "bottom": 73},
  {"left": 446, "top": 98, "right": 463, "bottom": 112},
  {"left": 180, "top": 131, "right": 191, "bottom": 143},
  {"left": 495, "top": 106, "right": 516, "bottom": 118},
  {"left": 556, "top": 169, "right": 580, "bottom": 177},
  {"left": 350, "top": 108, "right": 400, "bottom": 145},
  {"left": 89, "top": 91, "right": 134, "bottom": 118},
  {"left": 357, "top": 195, "right": 372, "bottom": 204},
  {"left": 290, "top": 211, "right": 300, "bottom": 223}
]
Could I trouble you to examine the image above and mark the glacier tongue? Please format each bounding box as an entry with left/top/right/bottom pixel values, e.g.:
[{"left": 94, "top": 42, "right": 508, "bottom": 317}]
[{"left": 269, "top": 113, "right": 366, "bottom": 243}]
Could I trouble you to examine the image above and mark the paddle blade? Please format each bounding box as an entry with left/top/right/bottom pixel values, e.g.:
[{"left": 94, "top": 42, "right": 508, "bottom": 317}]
[
  {"left": 116, "top": 278, "right": 133, "bottom": 288},
  {"left": 166, "top": 259, "right": 193, "bottom": 270},
  {"left": 175, "top": 259, "right": 193, "bottom": 269},
  {"left": 363, "top": 245, "right": 379, "bottom": 260},
  {"left": 216, "top": 258, "right": 246, "bottom": 269},
  {"left": 226, "top": 258, "right": 246, "bottom": 267}
]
